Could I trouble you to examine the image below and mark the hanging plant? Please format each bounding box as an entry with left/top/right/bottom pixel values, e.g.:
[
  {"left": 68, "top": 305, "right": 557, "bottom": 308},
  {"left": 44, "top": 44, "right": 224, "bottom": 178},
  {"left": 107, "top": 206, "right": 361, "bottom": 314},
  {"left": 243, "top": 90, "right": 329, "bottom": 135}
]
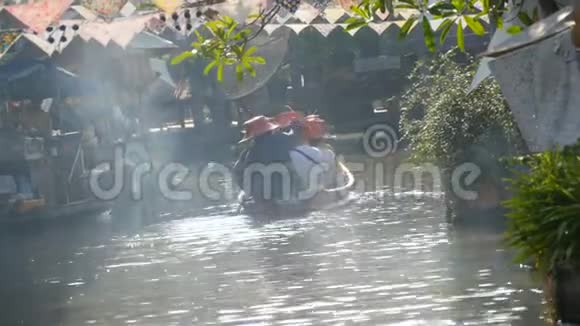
[{"left": 399, "top": 49, "right": 523, "bottom": 169}]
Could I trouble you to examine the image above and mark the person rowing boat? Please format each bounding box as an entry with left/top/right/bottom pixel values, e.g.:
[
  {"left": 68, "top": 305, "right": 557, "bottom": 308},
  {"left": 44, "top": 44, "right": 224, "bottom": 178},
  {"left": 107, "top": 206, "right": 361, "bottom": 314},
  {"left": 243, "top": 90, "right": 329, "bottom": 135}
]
[
  {"left": 234, "top": 109, "right": 353, "bottom": 216},
  {"left": 304, "top": 115, "right": 338, "bottom": 188},
  {"left": 233, "top": 116, "right": 297, "bottom": 208}
]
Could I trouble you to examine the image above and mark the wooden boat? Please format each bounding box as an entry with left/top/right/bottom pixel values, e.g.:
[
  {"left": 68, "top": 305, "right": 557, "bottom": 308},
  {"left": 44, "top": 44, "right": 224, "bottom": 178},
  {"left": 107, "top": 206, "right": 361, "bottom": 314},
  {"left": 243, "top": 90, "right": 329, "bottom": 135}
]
[
  {"left": 0, "top": 199, "right": 112, "bottom": 225},
  {"left": 238, "top": 162, "right": 355, "bottom": 217}
]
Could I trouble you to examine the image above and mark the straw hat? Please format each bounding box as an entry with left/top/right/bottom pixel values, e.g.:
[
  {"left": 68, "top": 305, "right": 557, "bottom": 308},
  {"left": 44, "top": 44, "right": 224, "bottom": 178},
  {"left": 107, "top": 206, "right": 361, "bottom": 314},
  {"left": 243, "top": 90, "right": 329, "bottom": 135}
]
[
  {"left": 274, "top": 106, "right": 305, "bottom": 128},
  {"left": 305, "top": 115, "right": 329, "bottom": 140},
  {"left": 238, "top": 115, "right": 280, "bottom": 143}
]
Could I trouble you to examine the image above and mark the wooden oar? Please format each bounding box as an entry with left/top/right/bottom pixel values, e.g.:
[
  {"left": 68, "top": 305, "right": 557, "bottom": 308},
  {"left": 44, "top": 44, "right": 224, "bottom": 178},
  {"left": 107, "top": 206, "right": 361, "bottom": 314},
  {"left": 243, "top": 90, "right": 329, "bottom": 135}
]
[{"left": 323, "top": 161, "right": 355, "bottom": 193}]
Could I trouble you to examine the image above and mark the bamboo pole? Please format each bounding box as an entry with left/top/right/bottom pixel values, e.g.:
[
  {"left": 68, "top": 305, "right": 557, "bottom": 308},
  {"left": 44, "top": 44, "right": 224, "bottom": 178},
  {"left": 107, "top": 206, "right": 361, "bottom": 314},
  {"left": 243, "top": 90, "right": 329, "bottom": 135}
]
[{"left": 572, "top": 7, "right": 580, "bottom": 47}]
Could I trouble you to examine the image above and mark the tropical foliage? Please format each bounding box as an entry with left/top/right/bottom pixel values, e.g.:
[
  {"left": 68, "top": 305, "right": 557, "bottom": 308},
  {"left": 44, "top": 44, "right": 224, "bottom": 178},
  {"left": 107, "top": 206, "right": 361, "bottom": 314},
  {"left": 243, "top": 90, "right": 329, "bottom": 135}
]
[
  {"left": 345, "top": 0, "right": 542, "bottom": 52},
  {"left": 504, "top": 140, "right": 580, "bottom": 273},
  {"left": 399, "top": 49, "right": 522, "bottom": 168},
  {"left": 170, "top": 0, "right": 555, "bottom": 81},
  {"left": 171, "top": 14, "right": 268, "bottom": 82}
]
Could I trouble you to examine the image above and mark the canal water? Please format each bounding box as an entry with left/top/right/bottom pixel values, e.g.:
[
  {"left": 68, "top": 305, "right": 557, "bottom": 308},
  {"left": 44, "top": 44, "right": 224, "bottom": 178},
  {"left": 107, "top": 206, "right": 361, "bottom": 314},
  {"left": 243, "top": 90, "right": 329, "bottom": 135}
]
[{"left": 0, "top": 188, "right": 547, "bottom": 325}]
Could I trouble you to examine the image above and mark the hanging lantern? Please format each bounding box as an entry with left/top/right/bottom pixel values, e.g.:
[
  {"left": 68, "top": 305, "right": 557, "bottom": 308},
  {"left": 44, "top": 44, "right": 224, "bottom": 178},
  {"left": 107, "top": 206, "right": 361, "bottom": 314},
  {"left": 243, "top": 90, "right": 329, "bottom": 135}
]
[
  {"left": 153, "top": 0, "right": 184, "bottom": 13},
  {"left": 82, "top": 0, "right": 128, "bottom": 18}
]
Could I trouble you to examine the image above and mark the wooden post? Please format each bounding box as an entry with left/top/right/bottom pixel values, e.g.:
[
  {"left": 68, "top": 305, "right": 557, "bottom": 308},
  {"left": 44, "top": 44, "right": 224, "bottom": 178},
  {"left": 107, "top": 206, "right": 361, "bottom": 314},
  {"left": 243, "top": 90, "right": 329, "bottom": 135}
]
[{"left": 572, "top": 7, "right": 580, "bottom": 47}]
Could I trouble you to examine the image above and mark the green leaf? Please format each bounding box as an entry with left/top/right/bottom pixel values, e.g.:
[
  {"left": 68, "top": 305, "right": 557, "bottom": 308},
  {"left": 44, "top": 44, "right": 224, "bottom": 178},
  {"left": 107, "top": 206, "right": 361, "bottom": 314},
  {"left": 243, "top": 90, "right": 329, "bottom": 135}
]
[
  {"left": 215, "top": 28, "right": 226, "bottom": 41},
  {"left": 346, "top": 18, "right": 368, "bottom": 31},
  {"left": 232, "top": 45, "right": 244, "bottom": 58},
  {"left": 374, "top": 0, "right": 392, "bottom": 14},
  {"left": 220, "top": 15, "right": 234, "bottom": 25},
  {"left": 225, "top": 21, "right": 238, "bottom": 39},
  {"left": 350, "top": 5, "right": 371, "bottom": 19},
  {"left": 557, "top": 221, "right": 569, "bottom": 242},
  {"left": 193, "top": 30, "right": 204, "bottom": 42},
  {"left": 451, "top": 0, "right": 465, "bottom": 11},
  {"left": 566, "top": 243, "right": 576, "bottom": 261},
  {"left": 345, "top": 16, "right": 361, "bottom": 23},
  {"left": 216, "top": 62, "right": 224, "bottom": 82},
  {"left": 248, "top": 12, "right": 263, "bottom": 20},
  {"left": 518, "top": 12, "right": 534, "bottom": 26},
  {"left": 251, "top": 56, "right": 266, "bottom": 64},
  {"left": 399, "top": 15, "right": 418, "bottom": 39},
  {"left": 203, "top": 60, "right": 218, "bottom": 75},
  {"left": 236, "top": 64, "right": 244, "bottom": 81},
  {"left": 398, "top": 0, "right": 417, "bottom": 6},
  {"left": 244, "top": 46, "right": 258, "bottom": 57},
  {"left": 496, "top": 16, "right": 503, "bottom": 29},
  {"left": 205, "top": 21, "right": 220, "bottom": 33},
  {"left": 428, "top": 2, "right": 456, "bottom": 16},
  {"left": 437, "top": 11, "right": 459, "bottom": 19},
  {"left": 361, "top": 3, "right": 373, "bottom": 19},
  {"left": 482, "top": 0, "right": 490, "bottom": 13},
  {"left": 438, "top": 18, "right": 454, "bottom": 44},
  {"left": 371, "top": 0, "right": 381, "bottom": 13},
  {"left": 243, "top": 62, "right": 256, "bottom": 77},
  {"left": 171, "top": 51, "right": 194, "bottom": 65},
  {"left": 464, "top": 15, "right": 485, "bottom": 35},
  {"left": 507, "top": 25, "right": 523, "bottom": 34},
  {"left": 397, "top": 4, "right": 420, "bottom": 9},
  {"left": 532, "top": 7, "right": 540, "bottom": 21},
  {"left": 422, "top": 16, "right": 436, "bottom": 52},
  {"left": 224, "top": 57, "right": 237, "bottom": 65},
  {"left": 385, "top": 0, "right": 394, "bottom": 13},
  {"left": 435, "top": 2, "right": 458, "bottom": 10},
  {"left": 428, "top": 6, "right": 442, "bottom": 16},
  {"left": 468, "top": 0, "right": 479, "bottom": 10},
  {"left": 457, "top": 19, "right": 465, "bottom": 51}
]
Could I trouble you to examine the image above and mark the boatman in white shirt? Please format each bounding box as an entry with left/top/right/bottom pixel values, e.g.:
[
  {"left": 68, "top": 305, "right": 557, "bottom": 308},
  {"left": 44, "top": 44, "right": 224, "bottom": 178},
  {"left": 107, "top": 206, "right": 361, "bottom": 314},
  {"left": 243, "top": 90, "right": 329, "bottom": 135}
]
[
  {"left": 288, "top": 119, "right": 326, "bottom": 200},
  {"left": 304, "top": 115, "right": 338, "bottom": 188}
]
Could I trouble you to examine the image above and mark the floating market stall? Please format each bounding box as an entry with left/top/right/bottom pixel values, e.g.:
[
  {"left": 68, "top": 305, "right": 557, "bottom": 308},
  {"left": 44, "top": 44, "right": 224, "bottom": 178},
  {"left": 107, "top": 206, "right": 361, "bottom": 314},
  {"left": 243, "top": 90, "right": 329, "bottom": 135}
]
[{"left": 0, "top": 59, "right": 110, "bottom": 222}]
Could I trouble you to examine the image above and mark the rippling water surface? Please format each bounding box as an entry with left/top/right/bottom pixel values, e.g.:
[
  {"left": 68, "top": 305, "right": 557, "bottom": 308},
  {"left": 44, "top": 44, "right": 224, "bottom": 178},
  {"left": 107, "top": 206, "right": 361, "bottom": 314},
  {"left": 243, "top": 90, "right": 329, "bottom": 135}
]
[{"left": 0, "top": 191, "right": 546, "bottom": 325}]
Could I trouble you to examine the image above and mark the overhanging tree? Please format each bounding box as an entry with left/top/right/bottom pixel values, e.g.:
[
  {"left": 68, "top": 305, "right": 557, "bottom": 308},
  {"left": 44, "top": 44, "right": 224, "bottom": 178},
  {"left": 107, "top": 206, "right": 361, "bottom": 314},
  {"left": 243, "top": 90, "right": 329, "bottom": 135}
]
[{"left": 171, "top": 0, "right": 562, "bottom": 81}]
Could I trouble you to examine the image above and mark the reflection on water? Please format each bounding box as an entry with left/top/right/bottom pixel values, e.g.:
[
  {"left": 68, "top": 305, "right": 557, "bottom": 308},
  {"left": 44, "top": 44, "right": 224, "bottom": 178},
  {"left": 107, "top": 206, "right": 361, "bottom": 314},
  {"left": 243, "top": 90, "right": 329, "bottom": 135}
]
[{"left": 0, "top": 191, "right": 546, "bottom": 325}]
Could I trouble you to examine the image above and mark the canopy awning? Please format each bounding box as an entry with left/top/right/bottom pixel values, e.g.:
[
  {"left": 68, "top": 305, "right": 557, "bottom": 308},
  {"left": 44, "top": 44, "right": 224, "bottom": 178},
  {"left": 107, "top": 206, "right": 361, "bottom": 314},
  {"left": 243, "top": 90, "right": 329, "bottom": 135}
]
[
  {"left": 481, "top": 6, "right": 580, "bottom": 152},
  {"left": 5, "top": 0, "right": 74, "bottom": 34},
  {"left": 0, "top": 59, "right": 97, "bottom": 100}
]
